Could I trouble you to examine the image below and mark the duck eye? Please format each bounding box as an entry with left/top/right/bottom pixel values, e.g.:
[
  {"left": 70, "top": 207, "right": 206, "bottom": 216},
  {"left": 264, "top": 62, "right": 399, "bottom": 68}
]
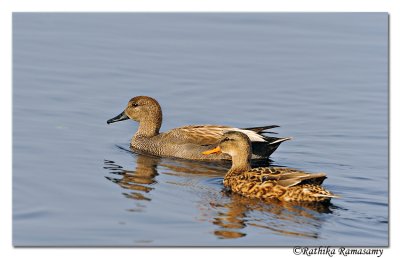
[
  {"left": 132, "top": 103, "right": 139, "bottom": 107},
  {"left": 222, "top": 137, "right": 230, "bottom": 142}
]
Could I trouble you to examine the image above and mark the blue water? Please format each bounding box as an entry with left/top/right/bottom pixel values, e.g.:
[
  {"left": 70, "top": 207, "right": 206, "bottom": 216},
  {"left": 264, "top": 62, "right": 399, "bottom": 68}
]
[{"left": 13, "top": 13, "right": 388, "bottom": 246}]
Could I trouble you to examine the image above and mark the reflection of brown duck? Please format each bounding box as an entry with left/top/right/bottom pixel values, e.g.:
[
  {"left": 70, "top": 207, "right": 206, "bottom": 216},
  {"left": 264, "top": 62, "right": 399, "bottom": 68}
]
[
  {"left": 205, "top": 191, "right": 332, "bottom": 239},
  {"left": 104, "top": 153, "right": 229, "bottom": 202},
  {"left": 203, "top": 131, "right": 337, "bottom": 203},
  {"left": 104, "top": 155, "right": 160, "bottom": 202},
  {"left": 107, "top": 96, "right": 291, "bottom": 161}
]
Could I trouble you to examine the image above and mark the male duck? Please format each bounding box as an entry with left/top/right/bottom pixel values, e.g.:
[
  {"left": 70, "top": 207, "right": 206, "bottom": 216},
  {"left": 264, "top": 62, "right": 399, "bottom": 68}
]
[
  {"left": 203, "top": 131, "right": 336, "bottom": 202},
  {"left": 107, "top": 96, "right": 291, "bottom": 161}
]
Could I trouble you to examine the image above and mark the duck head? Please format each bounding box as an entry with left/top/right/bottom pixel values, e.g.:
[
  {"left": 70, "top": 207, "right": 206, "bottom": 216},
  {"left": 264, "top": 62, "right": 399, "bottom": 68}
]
[
  {"left": 203, "top": 131, "right": 252, "bottom": 172},
  {"left": 107, "top": 96, "right": 163, "bottom": 137}
]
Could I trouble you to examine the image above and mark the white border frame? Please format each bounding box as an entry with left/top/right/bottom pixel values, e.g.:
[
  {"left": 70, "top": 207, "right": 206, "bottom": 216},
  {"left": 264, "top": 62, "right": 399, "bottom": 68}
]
[{"left": 1, "top": 1, "right": 397, "bottom": 257}]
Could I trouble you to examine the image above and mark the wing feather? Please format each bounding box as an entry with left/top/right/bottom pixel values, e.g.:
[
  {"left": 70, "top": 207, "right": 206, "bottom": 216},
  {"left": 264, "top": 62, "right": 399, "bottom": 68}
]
[
  {"left": 161, "top": 125, "right": 269, "bottom": 145},
  {"left": 243, "top": 167, "right": 327, "bottom": 188}
]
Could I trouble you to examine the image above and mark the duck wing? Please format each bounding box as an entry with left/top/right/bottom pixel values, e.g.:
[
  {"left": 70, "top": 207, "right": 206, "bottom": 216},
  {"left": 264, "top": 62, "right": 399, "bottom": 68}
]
[
  {"left": 161, "top": 125, "right": 271, "bottom": 146},
  {"left": 244, "top": 167, "right": 327, "bottom": 187}
]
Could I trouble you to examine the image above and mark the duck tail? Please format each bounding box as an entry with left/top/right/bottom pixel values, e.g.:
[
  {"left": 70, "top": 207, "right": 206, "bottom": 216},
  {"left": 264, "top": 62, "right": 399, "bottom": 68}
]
[
  {"left": 313, "top": 193, "right": 340, "bottom": 198},
  {"left": 269, "top": 137, "right": 293, "bottom": 145},
  {"left": 243, "top": 125, "right": 280, "bottom": 134},
  {"left": 309, "top": 188, "right": 340, "bottom": 201},
  {"left": 283, "top": 184, "right": 338, "bottom": 202}
]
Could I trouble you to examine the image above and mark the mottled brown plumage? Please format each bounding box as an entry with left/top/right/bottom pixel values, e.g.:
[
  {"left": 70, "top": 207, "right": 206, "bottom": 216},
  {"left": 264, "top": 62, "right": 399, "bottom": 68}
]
[
  {"left": 203, "top": 131, "right": 336, "bottom": 202},
  {"left": 107, "top": 96, "right": 291, "bottom": 160}
]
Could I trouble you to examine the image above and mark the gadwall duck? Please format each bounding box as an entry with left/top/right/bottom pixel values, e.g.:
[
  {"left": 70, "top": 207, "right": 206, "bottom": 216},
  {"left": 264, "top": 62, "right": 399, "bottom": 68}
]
[
  {"left": 203, "top": 131, "right": 336, "bottom": 202},
  {"left": 107, "top": 96, "right": 291, "bottom": 161}
]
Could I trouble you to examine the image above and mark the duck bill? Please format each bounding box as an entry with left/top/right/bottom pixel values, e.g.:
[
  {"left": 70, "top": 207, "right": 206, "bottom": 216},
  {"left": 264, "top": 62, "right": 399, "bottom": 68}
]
[
  {"left": 202, "top": 146, "right": 222, "bottom": 155},
  {"left": 107, "top": 111, "right": 129, "bottom": 124}
]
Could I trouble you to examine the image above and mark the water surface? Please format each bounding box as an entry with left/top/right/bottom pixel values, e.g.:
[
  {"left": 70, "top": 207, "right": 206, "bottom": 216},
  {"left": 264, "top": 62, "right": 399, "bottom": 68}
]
[{"left": 13, "top": 13, "right": 388, "bottom": 246}]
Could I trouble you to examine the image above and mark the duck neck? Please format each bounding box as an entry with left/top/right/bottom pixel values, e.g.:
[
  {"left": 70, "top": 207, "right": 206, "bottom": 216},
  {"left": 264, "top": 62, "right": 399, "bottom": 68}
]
[
  {"left": 226, "top": 152, "right": 252, "bottom": 177},
  {"left": 135, "top": 112, "right": 162, "bottom": 138}
]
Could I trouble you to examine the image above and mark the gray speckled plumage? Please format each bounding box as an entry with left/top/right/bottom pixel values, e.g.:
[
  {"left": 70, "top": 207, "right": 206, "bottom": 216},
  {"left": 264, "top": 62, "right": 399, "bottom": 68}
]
[{"left": 107, "top": 96, "right": 291, "bottom": 161}]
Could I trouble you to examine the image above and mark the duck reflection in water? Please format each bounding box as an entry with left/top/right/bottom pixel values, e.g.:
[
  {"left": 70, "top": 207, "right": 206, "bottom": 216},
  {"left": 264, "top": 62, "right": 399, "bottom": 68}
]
[
  {"left": 201, "top": 190, "right": 333, "bottom": 239},
  {"left": 104, "top": 150, "right": 334, "bottom": 240},
  {"left": 104, "top": 151, "right": 228, "bottom": 205},
  {"left": 104, "top": 155, "right": 160, "bottom": 204}
]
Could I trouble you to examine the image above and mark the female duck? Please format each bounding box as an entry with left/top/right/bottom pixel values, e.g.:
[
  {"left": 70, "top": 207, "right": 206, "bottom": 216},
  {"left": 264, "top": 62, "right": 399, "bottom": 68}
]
[
  {"left": 203, "top": 131, "right": 336, "bottom": 202},
  {"left": 107, "top": 96, "right": 291, "bottom": 161}
]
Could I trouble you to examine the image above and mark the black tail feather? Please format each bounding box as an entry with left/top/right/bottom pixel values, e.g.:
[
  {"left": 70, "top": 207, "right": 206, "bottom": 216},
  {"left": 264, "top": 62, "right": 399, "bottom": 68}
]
[{"left": 243, "top": 125, "right": 280, "bottom": 133}]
